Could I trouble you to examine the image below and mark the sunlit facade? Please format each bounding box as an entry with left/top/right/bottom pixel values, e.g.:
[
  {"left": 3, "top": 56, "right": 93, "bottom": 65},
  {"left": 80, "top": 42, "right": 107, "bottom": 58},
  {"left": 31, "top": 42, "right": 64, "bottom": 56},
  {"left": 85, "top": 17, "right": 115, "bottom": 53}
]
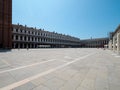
[
  {"left": 108, "top": 25, "right": 120, "bottom": 55},
  {"left": 80, "top": 38, "right": 109, "bottom": 48},
  {"left": 12, "top": 24, "right": 81, "bottom": 48}
]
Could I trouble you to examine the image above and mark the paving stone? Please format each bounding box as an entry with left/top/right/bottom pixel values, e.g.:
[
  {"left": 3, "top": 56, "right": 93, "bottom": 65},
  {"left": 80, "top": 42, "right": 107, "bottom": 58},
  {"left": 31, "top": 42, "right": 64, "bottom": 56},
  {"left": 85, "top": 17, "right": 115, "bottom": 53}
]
[
  {"left": 59, "top": 72, "right": 86, "bottom": 90},
  {"left": 76, "top": 86, "right": 91, "bottom": 90},
  {"left": 109, "top": 83, "right": 120, "bottom": 90},
  {"left": 31, "top": 77, "right": 48, "bottom": 86},
  {"left": 0, "top": 60, "right": 10, "bottom": 69},
  {"left": 0, "top": 49, "right": 120, "bottom": 90},
  {"left": 80, "top": 78, "right": 95, "bottom": 90},
  {"left": 13, "top": 82, "right": 36, "bottom": 90},
  {"left": 32, "top": 85, "right": 50, "bottom": 90},
  {"left": 0, "top": 72, "right": 16, "bottom": 88},
  {"left": 31, "top": 73, "right": 55, "bottom": 86},
  {"left": 43, "top": 77, "right": 65, "bottom": 90},
  {"left": 95, "top": 78, "right": 109, "bottom": 90}
]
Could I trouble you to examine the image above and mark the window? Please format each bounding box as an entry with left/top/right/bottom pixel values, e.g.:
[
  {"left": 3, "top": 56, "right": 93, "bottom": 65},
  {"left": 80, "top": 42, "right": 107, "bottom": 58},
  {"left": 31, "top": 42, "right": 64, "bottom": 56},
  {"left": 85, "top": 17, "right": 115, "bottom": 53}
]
[
  {"left": 20, "top": 36, "right": 22, "bottom": 40},
  {"left": 35, "top": 37, "right": 37, "bottom": 41},
  {"left": 32, "top": 37, "right": 34, "bottom": 41},
  {"left": 20, "top": 29, "right": 22, "bottom": 33},
  {"left": 28, "top": 37, "right": 30, "bottom": 41},
  {"left": 24, "top": 36, "right": 26, "bottom": 41},
  {"left": 16, "top": 29, "right": 18, "bottom": 32},
  {"left": 35, "top": 32, "right": 37, "bottom": 35},
  {"left": 28, "top": 31, "right": 30, "bottom": 34},
  {"left": 16, "top": 35, "right": 18, "bottom": 40}
]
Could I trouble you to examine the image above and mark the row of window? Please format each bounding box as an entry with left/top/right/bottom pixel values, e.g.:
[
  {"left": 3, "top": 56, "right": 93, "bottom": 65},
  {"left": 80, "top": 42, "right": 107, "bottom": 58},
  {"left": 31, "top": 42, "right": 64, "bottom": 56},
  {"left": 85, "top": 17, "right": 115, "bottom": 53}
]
[
  {"left": 85, "top": 41, "right": 108, "bottom": 44},
  {"left": 12, "top": 35, "right": 79, "bottom": 45},
  {"left": 12, "top": 28, "right": 80, "bottom": 41}
]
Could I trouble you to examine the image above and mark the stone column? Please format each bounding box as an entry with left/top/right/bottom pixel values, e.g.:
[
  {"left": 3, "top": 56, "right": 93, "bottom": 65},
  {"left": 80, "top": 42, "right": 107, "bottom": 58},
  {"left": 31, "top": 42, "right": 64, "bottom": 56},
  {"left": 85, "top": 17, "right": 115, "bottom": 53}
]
[
  {"left": 30, "top": 37, "right": 32, "bottom": 42},
  {"left": 33, "top": 37, "right": 35, "bottom": 42},
  {"left": 14, "top": 43, "right": 16, "bottom": 48},
  {"left": 37, "top": 38, "right": 38, "bottom": 42},
  {"left": 26, "top": 44, "right": 28, "bottom": 49},
  {"left": 113, "top": 36, "right": 116, "bottom": 52},
  {"left": 22, "top": 36, "right": 24, "bottom": 41},
  {"left": 18, "top": 35, "right": 20, "bottom": 41},
  {"left": 117, "top": 32, "right": 120, "bottom": 55},
  {"left": 13, "top": 35, "right": 16, "bottom": 40},
  {"left": 26, "top": 36, "right": 28, "bottom": 41},
  {"left": 18, "top": 43, "right": 20, "bottom": 49},
  {"left": 109, "top": 40, "right": 112, "bottom": 50}
]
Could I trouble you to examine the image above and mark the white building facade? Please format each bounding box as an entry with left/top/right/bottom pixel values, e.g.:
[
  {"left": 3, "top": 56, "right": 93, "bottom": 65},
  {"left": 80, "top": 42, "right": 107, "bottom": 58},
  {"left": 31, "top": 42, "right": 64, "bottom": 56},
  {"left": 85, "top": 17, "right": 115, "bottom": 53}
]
[
  {"left": 108, "top": 25, "right": 120, "bottom": 55},
  {"left": 12, "top": 24, "right": 81, "bottom": 48}
]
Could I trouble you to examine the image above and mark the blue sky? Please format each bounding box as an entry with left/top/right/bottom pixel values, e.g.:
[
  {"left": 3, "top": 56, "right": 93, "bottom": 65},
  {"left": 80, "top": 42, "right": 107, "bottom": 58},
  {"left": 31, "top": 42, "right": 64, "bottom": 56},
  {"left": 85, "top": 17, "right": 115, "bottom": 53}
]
[{"left": 12, "top": 0, "right": 120, "bottom": 39}]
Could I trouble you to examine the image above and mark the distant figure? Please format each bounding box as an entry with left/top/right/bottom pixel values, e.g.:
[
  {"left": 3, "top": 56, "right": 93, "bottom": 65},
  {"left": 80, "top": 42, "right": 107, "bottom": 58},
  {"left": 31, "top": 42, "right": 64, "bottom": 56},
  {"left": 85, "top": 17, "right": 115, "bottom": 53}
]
[
  {"left": 18, "top": 47, "right": 20, "bottom": 50},
  {"left": 27, "top": 47, "right": 29, "bottom": 50}
]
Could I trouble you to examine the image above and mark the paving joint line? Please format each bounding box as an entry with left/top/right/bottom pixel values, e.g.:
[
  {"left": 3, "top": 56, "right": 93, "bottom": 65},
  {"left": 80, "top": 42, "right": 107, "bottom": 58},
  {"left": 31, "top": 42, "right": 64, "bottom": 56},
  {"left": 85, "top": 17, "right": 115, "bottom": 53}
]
[
  {"left": 0, "top": 53, "right": 95, "bottom": 90},
  {"left": 0, "top": 59, "right": 56, "bottom": 74}
]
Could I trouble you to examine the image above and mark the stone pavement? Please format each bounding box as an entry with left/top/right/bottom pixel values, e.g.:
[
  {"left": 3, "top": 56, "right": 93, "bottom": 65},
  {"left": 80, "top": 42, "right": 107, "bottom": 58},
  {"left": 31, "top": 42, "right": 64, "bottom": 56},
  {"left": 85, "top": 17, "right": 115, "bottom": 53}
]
[{"left": 0, "top": 48, "right": 120, "bottom": 90}]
